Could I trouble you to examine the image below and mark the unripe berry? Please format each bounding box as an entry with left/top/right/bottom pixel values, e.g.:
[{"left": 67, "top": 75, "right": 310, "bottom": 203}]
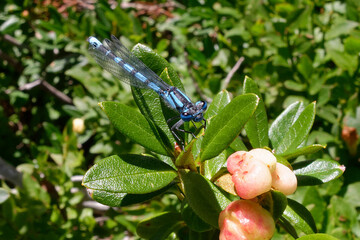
[
  {"left": 227, "top": 151, "right": 272, "bottom": 199},
  {"left": 271, "top": 162, "right": 297, "bottom": 195},
  {"left": 248, "top": 149, "right": 277, "bottom": 173},
  {"left": 219, "top": 200, "right": 275, "bottom": 240}
]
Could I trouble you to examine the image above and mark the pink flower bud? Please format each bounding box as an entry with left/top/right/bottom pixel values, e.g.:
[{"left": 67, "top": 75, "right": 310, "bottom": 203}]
[
  {"left": 271, "top": 163, "right": 297, "bottom": 195},
  {"left": 219, "top": 200, "right": 275, "bottom": 240},
  {"left": 248, "top": 149, "right": 277, "bottom": 173},
  {"left": 227, "top": 151, "right": 272, "bottom": 199}
]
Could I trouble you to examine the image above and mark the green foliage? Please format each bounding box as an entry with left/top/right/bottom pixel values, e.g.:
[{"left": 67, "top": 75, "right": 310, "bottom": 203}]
[{"left": 1, "top": 0, "right": 358, "bottom": 239}]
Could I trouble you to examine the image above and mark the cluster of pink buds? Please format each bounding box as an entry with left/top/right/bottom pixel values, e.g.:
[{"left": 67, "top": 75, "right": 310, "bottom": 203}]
[
  {"left": 218, "top": 149, "right": 298, "bottom": 239},
  {"left": 227, "top": 149, "right": 297, "bottom": 199}
]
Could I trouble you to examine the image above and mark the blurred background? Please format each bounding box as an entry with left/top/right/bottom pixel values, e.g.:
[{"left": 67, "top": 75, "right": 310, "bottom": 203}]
[{"left": 0, "top": 0, "right": 359, "bottom": 239}]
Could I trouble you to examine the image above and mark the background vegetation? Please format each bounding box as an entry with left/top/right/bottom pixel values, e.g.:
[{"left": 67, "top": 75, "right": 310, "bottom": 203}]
[{"left": 0, "top": 0, "right": 359, "bottom": 239}]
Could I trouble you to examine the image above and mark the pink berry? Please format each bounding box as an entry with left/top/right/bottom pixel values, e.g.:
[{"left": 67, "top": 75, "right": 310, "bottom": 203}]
[
  {"left": 226, "top": 151, "right": 273, "bottom": 199},
  {"left": 271, "top": 163, "right": 297, "bottom": 195},
  {"left": 219, "top": 200, "right": 275, "bottom": 240},
  {"left": 227, "top": 151, "right": 247, "bottom": 174},
  {"left": 231, "top": 159, "right": 272, "bottom": 199},
  {"left": 248, "top": 149, "right": 277, "bottom": 173}
]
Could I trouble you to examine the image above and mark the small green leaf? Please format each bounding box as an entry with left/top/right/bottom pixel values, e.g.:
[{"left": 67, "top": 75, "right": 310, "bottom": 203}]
[
  {"left": 99, "top": 101, "right": 170, "bottom": 156},
  {"left": 91, "top": 184, "right": 173, "bottom": 207},
  {"left": 282, "top": 198, "right": 317, "bottom": 235},
  {"left": 297, "top": 55, "right": 313, "bottom": 79},
  {"left": 175, "top": 139, "right": 197, "bottom": 171},
  {"left": 136, "top": 212, "right": 183, "bottom": 240},
  {"left": 243, "top": 76, "right": 269, "bottom": 148},
  {"left": 279, "top": 144, "right": 326, "bottom": 160},
  {"left": 293, "top": 159, "right": 344, "bottom": 186},
  {"left": 297, "top": 233, "right": 339, "bottom": 240},
  {"left": 82, "top": 155, "right": 177, "bottom": 194},
  {"left": 205, "top": 90, "right": 231, "bottom": 119},
  {"left": 181, "top": 171, "right": 232, "bottom": 228},
  {"left": 201, "top": 94, "right": 259, "bottom": 161},
  {"left": 271, "top": 102, "right": 316, "bottom": 154}
]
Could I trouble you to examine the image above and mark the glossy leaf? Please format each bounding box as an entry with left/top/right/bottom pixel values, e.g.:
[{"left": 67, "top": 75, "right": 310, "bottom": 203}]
[
  {"left": 82, "top": 155, "right": 177, "bottom": 194},
  {"left": 279, "top": 144, "right": 326, "bottom": 160},
  {"left": 182, "top": 201, "right": 212, "bottom": 232},
  {"left": 270, "top": 102, "right": 316, "bottom": 154},
  {"left": 181, "top": 171, "right": 232, "bottom": 228},
  {"left": 293, "top": 159, "right": 344, "bottom": 186},
  {"left": 282, "top": 198, "right": 317, "bottom": 236},
  {"left": 297, "top": 234, "right": 339, "bottom": 240},
  {"left": 91, "top": 184, "right": 173, "bottom": 207},
  {"left": 132, "top": 68, "right": 176, "bottom": 145},
  {"left": 205, "top": 90, "right": 231, "bottom": 119},
  {"left": 269, "top": 101, "right": 304, "bottom": 149},
  {"left": 201, "top": 94, "right": 259, "bottom": 161},
  {"left": 99, "top": 101, "right": 170, "bottom": 156},
  {"left": 136, "top": 212, "right": 183, "bottom": 239},
  {"left": 243, "top": 76, "right": 269, "bottom": 148}
]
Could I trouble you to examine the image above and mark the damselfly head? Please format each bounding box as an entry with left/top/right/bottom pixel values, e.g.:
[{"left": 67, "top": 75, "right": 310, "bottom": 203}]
[
  {"left": 180, "top": 101, "right": 207, "bottom": 122},
  {"left": 88, "top": 36, "right": 102, "bottom": 48}
]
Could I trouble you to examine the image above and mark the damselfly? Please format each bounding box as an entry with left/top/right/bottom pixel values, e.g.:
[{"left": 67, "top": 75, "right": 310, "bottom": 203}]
[{"left": 87, "top": 36, "right": 207, "bottom": 148}]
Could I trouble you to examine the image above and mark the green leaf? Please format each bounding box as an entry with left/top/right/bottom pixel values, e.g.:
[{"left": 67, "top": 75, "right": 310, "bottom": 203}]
[
  {"left": 325, "top": 19, "right": 359, "bottom": 40},
  {"left": 344, "top": 36, "right": 360, "bottom": 55},
  {"left": 91, "top": 184, "right": 173, "bottom": 207},
  {"left": 327, "top": 49, "right": 358, "bottom": 75},
  {"left": 297, "top": 55, "right": 313, "bottom": 79},
  {"left": 136, "top": 212, "right": 183, "bottom": 240},
  {"left": 270, "top": 191, "right": 288, "bottom": 221},
  {"left": 99, "top": 101, "right": 170, "bottom": 156},
  {"left": 181, "top": 171, "right": 232, "bottom": 228},
  {"left": 204, "top": 150, "right": 227, "bottom": 180},
  {"left": 297, "top": 233, "right": 339, "bottom": 240},
  {"left": 201, "top": 94, "right": 259, "bottom": 161},
  {"left": 205, "top": 90, "right": 231, "bottom": 119},
  {"left": 293, "top": 159, "right": 344, "bottom": 186},
  {"left": 182, "top": 201, "right": 212, "bottom": 232},
  {"left": 270, "top": 102, "right": 316, "bottom": 154},
  {"left": 243, "top": 76, "right": 269, "bottom": 148},
  {"left": 132, "top": 68, "right": 176, "bottom": 145},
  {"left": 82, "top": 155, "right": 177, "bottom": 194},
  {"left": 269, "top": 101, "right": 304, "bottom": 150},
  {"left": 278, "top": 144, "right": 326, "bottom": 160},
  {"left": 282, "top": 198, "right": 317, "bottom": 235}
]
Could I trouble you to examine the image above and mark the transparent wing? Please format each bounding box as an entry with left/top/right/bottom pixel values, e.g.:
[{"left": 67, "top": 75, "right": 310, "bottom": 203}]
[
  {"left": 88, "top": 47, "right": 150, "bottom": 89},
  {"left": 88, "top": 35, "right": 170, "bottom": 91},
  {"left": 105, "top": 36, "right": 169, "bottom": 90}
]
